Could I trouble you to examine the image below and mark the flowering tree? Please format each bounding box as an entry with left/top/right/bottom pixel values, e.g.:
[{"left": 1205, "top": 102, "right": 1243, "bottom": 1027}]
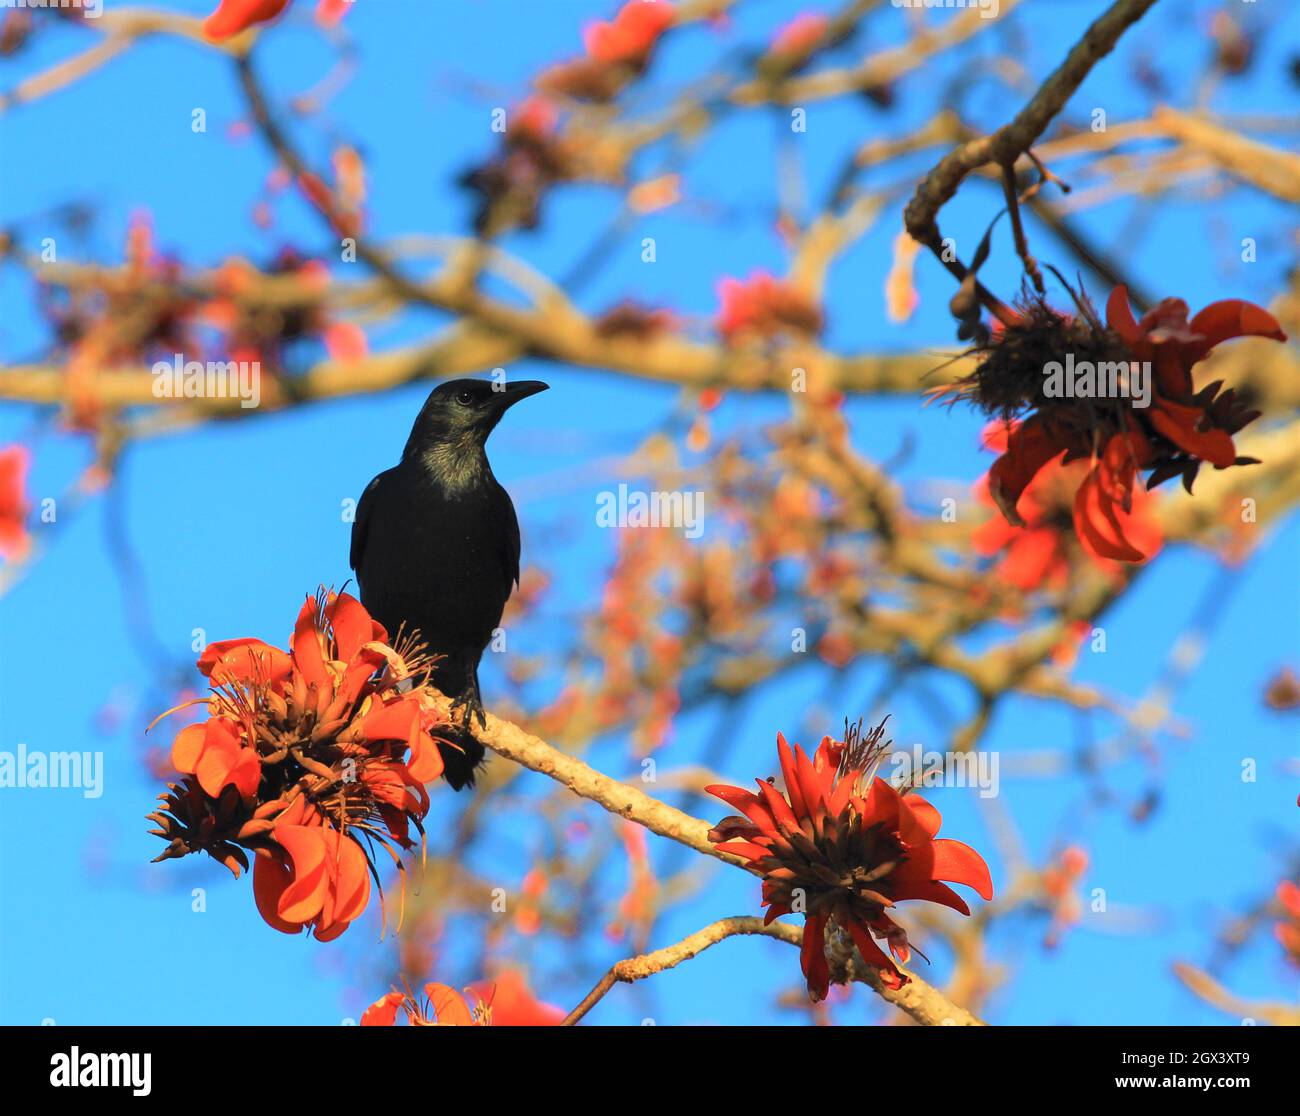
[{"left": 1, "top": 0, "right": 1298, "bottom": 1027}]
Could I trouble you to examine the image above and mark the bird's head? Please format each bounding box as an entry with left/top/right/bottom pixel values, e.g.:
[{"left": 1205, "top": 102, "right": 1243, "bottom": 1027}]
[{"left": 403, "top": 378, "right": 549, "bottom": 471}]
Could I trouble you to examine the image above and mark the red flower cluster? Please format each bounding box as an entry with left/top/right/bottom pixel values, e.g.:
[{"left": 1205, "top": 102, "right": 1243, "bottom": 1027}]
[
  {"left": 205, "top": 248, "right": 367, "bottom": 372},
  {"left": 583, "top": 0, "right": 675, "bottom": 66},
  {"left": 148, "top": 590, "right": 451, "bottom": 940},
  {"left": 0, "top": 444, "right": 31, "bottom": 561},
  {"left": 538, "top": 1, "right": 674, "bottom": 101},
  {"left": 770, "top": 12, "right": 831, "bottom": 58},
  {"left": 716, "top": 271, "right": 824, "bottom": 344},
  {"left": 706, "top": 722, "right": 993, "bottom": 999},
  {"left": 459, "top": 97, "right": 573, "bottom": 236},
  {"left": 984, "top": 286, "right": 1286, "bottom": 562}
]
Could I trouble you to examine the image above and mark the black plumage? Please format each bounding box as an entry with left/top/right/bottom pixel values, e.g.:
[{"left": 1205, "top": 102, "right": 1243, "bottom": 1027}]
[{"left": 349, "top": 378, "right": 548, "bottom": 788}]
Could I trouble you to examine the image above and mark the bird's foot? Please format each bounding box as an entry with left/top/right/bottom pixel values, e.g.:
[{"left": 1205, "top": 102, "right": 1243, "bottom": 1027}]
[{"left": 450, "top": 690, "right": 487, "bottom": 732}]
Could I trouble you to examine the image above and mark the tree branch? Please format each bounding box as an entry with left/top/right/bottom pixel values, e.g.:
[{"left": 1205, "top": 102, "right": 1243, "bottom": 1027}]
[
  {"left": 561, "top": 915, "right": 788, "bottom": 1024},
  {"left": 904, "top": 0, "right": 1159, "bottom": 244}
]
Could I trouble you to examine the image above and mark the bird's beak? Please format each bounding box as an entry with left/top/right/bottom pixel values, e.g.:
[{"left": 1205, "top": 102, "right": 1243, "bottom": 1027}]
[{"left": 497, "top": 380, "right": 549, "bottom": 411}]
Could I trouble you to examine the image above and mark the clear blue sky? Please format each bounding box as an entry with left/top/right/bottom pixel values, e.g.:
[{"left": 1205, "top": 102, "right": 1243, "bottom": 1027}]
[{"left": 1, "top": 0, "right": 1297, "bottom": 1025}]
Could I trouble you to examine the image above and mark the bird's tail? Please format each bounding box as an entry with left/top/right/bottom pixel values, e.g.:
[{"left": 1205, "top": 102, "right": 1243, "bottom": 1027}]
[{"left": 433, "top": 724, "right": 486, "bottom": 790}]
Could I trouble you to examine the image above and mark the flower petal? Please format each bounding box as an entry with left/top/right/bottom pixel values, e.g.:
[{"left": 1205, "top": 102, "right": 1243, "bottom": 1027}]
[
  {"left": 929, "top": 838, "right": 994, "bottom": 900},
  {"left": 194, "top": 718, "right": 260, "bottom": 799},
  {"left": 800, "top": 914, "right": 830, "bottom": 1002},
  {"left": 361, "top": 990, "right": 405, "bottom": 1027},
  {"left": 198, "top": 639, "right": 291, "bottom": 687},
  {"left": 846, "top": 918, "right": 906, "bottom": 988},
  {"left": 713, "top": 840, "right": 772, "bottom": 862},
  {"left": 1073, "top": 467, "right": 1146, "bottom": 563},
  {"left": 171, "top": 723, "right": 207, "bottom": 775},
  {"left": 776, "top": 733, "right": 808, "bottom": 818},
  {"left": 253, "top": 853, "right": 303, "bottom": 935},
  {"left": 330, "top": 591, "right": 387, "bottom": 662},
  {"left": 755, "top": 778, "right": 800, "bottom": 834},
  {"left": 890, "top": 872, "right": 972, "bottom": 916},
  {"left": 1189, "top": 299, "right": 1287, "bottom": 355},
  {"left": 426, "top": 983, "right": 476, "bottom": 1026},
  {"left": 705, "top": 783, "right": 777, "bottom": 831},
  {"left": 902, "top": 794, "right": 943, "bottom": 839},
  {"left": 987, "top": 416, "right": 1065, "bottom": 527},
  {"left": 1149, "top": 398, "right": 1237, "bottom": 468},
  {"left": 352, "top": 697, "right": 420, "bottom": 744},
  {"left": 203, "top": 0, "right": 291, "bottom": 41},
  {"left": 1106, "top": 284, "right": 1143, "bottom": 347},
  {"left": 407, "top": 730, "right": 446, "bottom": 784},
  {"left": 274, "top": 825, "right": 331, "bottom": 924},
  {"left": 329, "top": 834, "right": 372, "bottom": 927},
  {"left": 291, "top": 595, "right": 331, "bottom": 692}
]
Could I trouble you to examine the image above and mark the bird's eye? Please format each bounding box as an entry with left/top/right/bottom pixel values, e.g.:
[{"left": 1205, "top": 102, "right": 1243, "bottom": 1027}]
[{"left": 454, "top": 390, "right": 474, "bottom": 406}]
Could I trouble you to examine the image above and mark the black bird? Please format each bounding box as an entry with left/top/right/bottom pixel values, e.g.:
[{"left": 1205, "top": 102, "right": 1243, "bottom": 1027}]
[{"left": 349, "top": 377, "right": 548, "bottom": 789}]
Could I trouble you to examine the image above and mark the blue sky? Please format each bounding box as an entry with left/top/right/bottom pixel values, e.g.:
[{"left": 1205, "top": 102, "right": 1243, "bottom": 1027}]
[{"left": 1, "top": 0, "right": 1297, "bottom": 1025}]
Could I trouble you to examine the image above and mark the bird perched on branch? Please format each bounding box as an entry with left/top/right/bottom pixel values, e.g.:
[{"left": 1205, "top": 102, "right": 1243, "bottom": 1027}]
[{"left": 350, "top": 377, "right": 548, "bottom": 789}]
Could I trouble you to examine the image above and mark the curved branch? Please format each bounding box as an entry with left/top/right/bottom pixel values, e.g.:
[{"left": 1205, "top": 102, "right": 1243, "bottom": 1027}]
[{"left": 561, "top": 915, "right": 788, "bottom": 1024}]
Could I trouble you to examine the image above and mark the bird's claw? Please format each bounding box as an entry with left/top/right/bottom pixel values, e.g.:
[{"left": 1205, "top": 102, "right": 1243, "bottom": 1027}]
[{"left": 450, "top": 692, "right": 486, "bottom": 731}]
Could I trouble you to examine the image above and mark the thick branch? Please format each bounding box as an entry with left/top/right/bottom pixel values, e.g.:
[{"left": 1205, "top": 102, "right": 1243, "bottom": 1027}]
[{"left": 467, "top": 703, "right": 748, "bottom": 870}]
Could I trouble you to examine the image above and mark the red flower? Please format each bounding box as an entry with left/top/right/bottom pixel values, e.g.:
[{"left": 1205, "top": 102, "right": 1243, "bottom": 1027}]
[
  {"left": 706, "top": 721, "right": 993, "bottom": 999},
  {"left": 316, "top": 0, "right": 352, "bottom": 27},
  {"left": 1041, "top": 845, "right": 1089, "bottom": 948},
  {"left": 770, "top": 12, "right": 830, "bottom": 57},
  {"left": 512, "top": 96, "right": 558, "bottom": 141},
  {"left": 0, "top": 444, "right": 32, "bottom": 561},
  {"left": 716, "top": 271, "right": 823, "bottom": 343},
  {"left": 583, "top": 1, "right": 674, "bottom": 66},
  {"left": 984, "top": 285, "right": 1285, "bottom": 562},
  {"left": 203, "top": 0, "right": 291, "bottom": 40},
  {"left": 148, "top": 590, "right": 447, "bottom": 941},
  {"left": 1276, "top": 881, "right": 1300, "bottom": 966}
]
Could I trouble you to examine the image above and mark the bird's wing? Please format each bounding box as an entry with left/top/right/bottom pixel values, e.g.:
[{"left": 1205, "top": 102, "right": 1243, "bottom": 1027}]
[
  {"left": 349, "top": 471, "right": 385, "bottom": 574},
  {"left": 499, "top": 484, "right": 522, "bottom": 588}
]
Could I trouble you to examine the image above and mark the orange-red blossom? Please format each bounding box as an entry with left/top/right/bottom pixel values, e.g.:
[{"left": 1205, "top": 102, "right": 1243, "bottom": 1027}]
[
  {"left": 988, "top": 286, "right": 1285, "bottom": 562},
  {"left": 1277, "top": 881, "right": 1300, "bottom": 965},
  {"left": 583, "top": 0, "right": 675, "bottom": 65},
  {"left": 0, "top": 444, "right": 31, "bottom": 561},
  {"left": 706, "top": 723, "right": 993, "bottom": 999},
  {"left": 148, "top": 590, "right": 450, "bottom": 941},
  {"left": 715, "top": 270, "right": 824, "bottom": 343}
]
